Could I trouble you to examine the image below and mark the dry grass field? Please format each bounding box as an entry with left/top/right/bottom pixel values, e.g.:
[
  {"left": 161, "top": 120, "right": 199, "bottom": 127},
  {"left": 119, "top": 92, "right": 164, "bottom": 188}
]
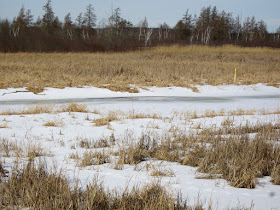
[{"left": 0, "top": 45, "right": 279, "bottom": 93}]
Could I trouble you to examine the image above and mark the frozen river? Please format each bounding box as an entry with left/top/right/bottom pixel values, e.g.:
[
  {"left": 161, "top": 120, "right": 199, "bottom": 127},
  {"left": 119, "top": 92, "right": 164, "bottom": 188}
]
[{"left": 0, "top": 95, "right": 279, "bottom": 114}]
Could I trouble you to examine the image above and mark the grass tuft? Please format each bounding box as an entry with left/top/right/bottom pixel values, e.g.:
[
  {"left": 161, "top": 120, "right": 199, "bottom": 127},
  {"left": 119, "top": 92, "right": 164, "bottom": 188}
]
[
  {"left": 93, "top": 111, "right": 120, "bottom": 126},
  {"left": 80, "top": 150, "right": 110, "bottom": 167},
  {"left": 0, "top": 123, "right": 9, "bottom": 128},
  {"left": 61, "top": 102, "right": 88, "bottom": 113}
]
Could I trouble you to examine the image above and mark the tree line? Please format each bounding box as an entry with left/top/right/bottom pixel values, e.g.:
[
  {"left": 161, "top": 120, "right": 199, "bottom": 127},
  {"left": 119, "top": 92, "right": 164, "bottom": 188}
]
[{"left": 1, "top": 0, "right": 280, "bottom": 52}]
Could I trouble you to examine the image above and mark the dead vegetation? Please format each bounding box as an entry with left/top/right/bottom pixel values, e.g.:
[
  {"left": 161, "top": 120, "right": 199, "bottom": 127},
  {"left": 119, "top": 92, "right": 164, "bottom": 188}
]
[
  {"left": 93, "top": 111, "right": 120, "bottom": 126},
  {"left": 147, "top": 162, "right": 175, "bottom": 177},
  {"left": 0, "top": 163, "right": 195, "bottom": 209},
  {"left": 27, "top": 143, "right": 46, "bottom": 162},
  {"left": 0, "top": 45, "right": 279, "bottom": 93},
  {"left": 43, "top": 119, "right": 63, "bottom": 127},
  {"left": 73, "top": 120, "right": 280, "bottom": 189},
  {"left": 60, "top": 102, "right": 88, "bottom": 113},
  {"left": 79, "top": 136, "right": 115, "bottom": 149},
  {"left": 127, "top": 111, "right": 161, "bottom": 120},
  {"left": 0, "top": 138, "right": 23, "bottom": 159},
  {"left": 80, "top": 150, "right": 111, "bottom": 167},
  {"left": 0, "top": 123, "right": 9, "bottom": 128},
  {"left": 0, "top": 104, "right": 54, "bottom": 115},
  {"left": 113, "top": 122, "right": 280, "bottom": 189},
  {"left": 0, "top": 102, "right": 89, "bottom": 115}
]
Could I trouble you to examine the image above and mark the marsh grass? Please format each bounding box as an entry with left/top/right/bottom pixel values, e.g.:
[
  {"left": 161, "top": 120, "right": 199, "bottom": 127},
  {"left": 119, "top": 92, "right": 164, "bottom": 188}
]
[
  {"left": 114, "top": 122, "right": 280, "bottom": 188},
  {"left": 229, "top": 108, "right": 256, "bottom": 116},
  {"left": 116, "top": 135, "right": 182, "bottom": 167},
  {"left": 43, "top": 120, "right": 63, "bottom": 127},
  {"left": 0, "top": 123, "right": 9, "bottom": 128},
  {"left": 43, "top": 121, "right": 56, "bottom": 127},
  {"left": 127, "top": 111, "right": 161, "bottom": 120},
  {"left": 0, "top": 45, "right": 279, "bottom": 93},
  {"left": 27, "top": 144, "right": 46, "bottom": 162},
  {"left": 80, "top": 150, "right": 111, "bottom": 167},
  {"left": 79, "top": 137, "right": 113, "bottom": 149},
  {"left": 0, "top": 104, "right": 54, "bottom": 115},
  {"left": 180, "top": 108, "right": 260, "bottom": 120},
  {"left": 0, "top": 163, "right": 8, "bottom": 177},
  {"left": 148, "top": 162, "right": 175, "bottom": 177},
  {"left": 61, "top": 102, "right": 88, "bottom": 113},
  {"left": 195, "top": 135, "right": 278, "bottom": 188},
  {"left": 0, "top": 138, "right": 23, "bottom": 158},
  {"left": 271, "top": 165, "right": 280, "bottom": 185},
  {"left": 221, "top": 117, "right": 234, "bottom": 127},
  {"left": 183, "top": 123, "right": 280, "bottom": 188},
  {"left": 0, "top": 138, "right": 11, "bottom": 157},
  {"left": 93, "top": 111, "right": 120, "bottom": 126},
  {"left": 0, "top": 103, "right": 89, "bottom": 116},
  {"left": 0, "top": 162, "right": 201, "bottom": 209}
]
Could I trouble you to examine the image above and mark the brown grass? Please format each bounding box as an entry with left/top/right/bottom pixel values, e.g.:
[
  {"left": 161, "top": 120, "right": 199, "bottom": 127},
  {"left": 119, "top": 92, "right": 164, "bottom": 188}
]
[
  {"left": 27, "top": 143, "right": 46, "bottom": 162},
  {"left": 0, "top": 163, "right": 8, "bottom": 177},
  {"left": 0, "top": 103, "right": 88, "bottom": 115},
  {"left": 79, "top": 137, "right": 113, "bottom": 149},
  {"left": 174, "top": 108, "right": 277, "bottom": 121},
  {"left": 43, "top": 119, "right": 63, "bottom": 127},
  {"left": 0, "top": 123, "right": 9, "bottom": 128},
  {"left": 0, "top": 45, "right": 279, "bottom": 93},
  {"left": 183, "top": 123, "right": 280, "bottom": 188},
  {"left": 93, "top": 111, "right": 120, "bottom": 126},
  {"left": 116, "top": 135, "right": 182, "bottom": 167},
  {"left": 0, "top": 104, "right": 53, "bottom": 115},
  {"left": 271, "top": 165, "right": 280, "bottom": 185},
  {"left": 114, "top": 122, "right": 280, "bottom": 189},
  {"left": 0, "top": 138, "right": 23, "bottom": 158},
  {"left": 148, "top": 163, "right": 175, "bottom": 177},
  {"left": 0, "top": 162, "right": 199, "bottom": 209},
  {"left": 60, "top": 102, "right": 88, "bottom": 113},
  {"left": 221, "top": 117, "right": 234, "bottom": 127},
  {"left": 80, "top": 150, "right": 111, "bottom": 167},
  {"left": 127, "top": 111, "right": 161, "bottom": 119},
  {"left": 43, "top": 121, "right": 58, "bottom": 127}
]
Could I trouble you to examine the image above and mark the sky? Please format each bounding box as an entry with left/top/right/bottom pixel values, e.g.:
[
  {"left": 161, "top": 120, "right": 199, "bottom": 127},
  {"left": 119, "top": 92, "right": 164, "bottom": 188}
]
[{"left": 0, "top": 0, "right": 279, "bottom": 32}]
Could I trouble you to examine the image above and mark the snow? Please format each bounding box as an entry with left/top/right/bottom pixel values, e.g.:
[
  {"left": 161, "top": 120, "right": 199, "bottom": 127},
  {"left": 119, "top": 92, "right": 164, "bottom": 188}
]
[
  {"left": 0, "top": 84, "right": 279, "bottom": 101},
  {"left": 0, "top": 84, "right": 280, "bottom": 209}
]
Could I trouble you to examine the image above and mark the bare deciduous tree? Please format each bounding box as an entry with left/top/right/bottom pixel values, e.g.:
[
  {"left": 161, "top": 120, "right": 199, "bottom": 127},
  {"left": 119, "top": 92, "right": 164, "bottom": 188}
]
[
  {"left": 64, "top": 13, "right": 73, "bottom": 40},
  {"left": 138, "top": 17, "right": 148, "bottom": 41},
  {"left": 144, "top": 28, "right": 153, "bottom": 47}
]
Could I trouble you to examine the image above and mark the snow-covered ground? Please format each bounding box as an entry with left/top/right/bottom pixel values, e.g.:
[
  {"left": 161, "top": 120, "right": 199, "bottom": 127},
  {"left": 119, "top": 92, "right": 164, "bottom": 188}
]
[
  {"left": 0, "top": 84, "right": 279, "bottom": 209},
  {"left": 0, "top": 84, "right": 279, "bottom": 100}
]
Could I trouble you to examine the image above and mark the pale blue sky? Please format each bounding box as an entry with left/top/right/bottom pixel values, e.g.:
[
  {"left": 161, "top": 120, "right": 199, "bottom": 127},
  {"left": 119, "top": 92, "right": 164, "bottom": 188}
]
[{"left": 0, "top": 0, "right": 279, "bottom": 32}]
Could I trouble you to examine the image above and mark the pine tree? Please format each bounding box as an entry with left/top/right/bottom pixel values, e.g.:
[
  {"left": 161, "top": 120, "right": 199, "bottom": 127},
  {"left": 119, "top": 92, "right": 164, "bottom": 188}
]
[
  {"left": 84, "top": 4, "right": 96, "bottom": 29},
  {"left": 42, "top": 0, "right": 55, "bottom": 33}
]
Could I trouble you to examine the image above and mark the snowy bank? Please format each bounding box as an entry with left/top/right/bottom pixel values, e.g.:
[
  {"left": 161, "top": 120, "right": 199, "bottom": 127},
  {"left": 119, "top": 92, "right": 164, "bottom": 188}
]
[{"left": 0, "top": 84, "right": 279, "bottom": 101}]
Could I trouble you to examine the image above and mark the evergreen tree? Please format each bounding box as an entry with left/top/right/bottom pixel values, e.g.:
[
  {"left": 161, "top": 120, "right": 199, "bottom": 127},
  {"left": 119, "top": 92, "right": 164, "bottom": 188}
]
[
  {"left": 84, "top": 4, "right": 96, "bottom": 29},
  {"left": 42, "top": 0, "right": 55, "bottom": 33}
]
